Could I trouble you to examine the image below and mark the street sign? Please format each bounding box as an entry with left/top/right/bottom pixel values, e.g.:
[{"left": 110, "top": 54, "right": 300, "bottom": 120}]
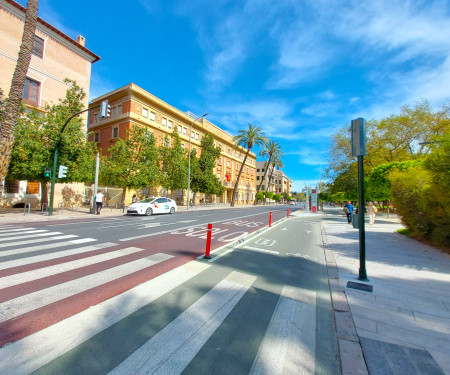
[
  {"left": 351, "top": 118, "right": 366, "bottom": 156},
  {"left": 311, "top": 189, "right": 318, "bottom": 213}
]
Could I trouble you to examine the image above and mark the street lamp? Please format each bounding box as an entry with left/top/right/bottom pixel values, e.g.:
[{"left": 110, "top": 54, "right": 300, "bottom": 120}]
[{"left": 187, "top": 112, "right": 208, "bottom": 210}]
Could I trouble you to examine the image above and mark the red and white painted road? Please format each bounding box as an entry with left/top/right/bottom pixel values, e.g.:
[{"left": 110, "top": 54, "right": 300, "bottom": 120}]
[{"left": 0, "top": 208, "right": 294, "bottom": 348}]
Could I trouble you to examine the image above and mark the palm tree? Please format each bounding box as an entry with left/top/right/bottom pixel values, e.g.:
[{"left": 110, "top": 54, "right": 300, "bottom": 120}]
[
  {"left": 267, "top": 154, "right": 284, "bottom": 196},
  {"left": 231, "top": 123, "right": 266, "bottom": 207},
  {"left": 0, "top": 0, "right": 39, "bottom": 198},
  {"left": 255, "top": 139, "right": 283, "bottom": 204}
]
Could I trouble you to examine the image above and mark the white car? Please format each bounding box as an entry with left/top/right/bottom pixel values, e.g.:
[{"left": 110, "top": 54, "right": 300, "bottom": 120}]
[{"left": 127, "top": 197, "right": 177, "bottom": 216}]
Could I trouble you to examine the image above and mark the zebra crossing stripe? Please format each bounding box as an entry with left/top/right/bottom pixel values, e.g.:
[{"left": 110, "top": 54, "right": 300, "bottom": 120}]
[
  {"left": 0, "top": 238, "right": 95, "bottom": 256},
  {"left": 0, "top": 247, "right": 147, "bottom": 289},
  {"left": 0, "top": 261, "right": 210, "bottom": 375},
  {"left": 0, "top": 242, "right": 117, "bottom": 270},
  {"left": 0, "top": 234, "right": 77, "bottom": 250},
  {"left": 0, "top": 231, "right": 62, "bottom": 243},
  {"left": 0, "top": 227, "right": 35, "bottom": 234},
  {"left": 250, "top": 285, "right": 316, "bottom": 375},
  {"left": 109, "top": 271, "right": 256, "bottom": 375},
  {"left": 0, "top": 253, "right": 174, "bottom": 323}
]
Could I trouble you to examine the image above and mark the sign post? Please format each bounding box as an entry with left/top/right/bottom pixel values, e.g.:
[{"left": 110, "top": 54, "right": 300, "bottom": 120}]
[{"left": 351, "top": 118, "right": 368, "bottom": 281}]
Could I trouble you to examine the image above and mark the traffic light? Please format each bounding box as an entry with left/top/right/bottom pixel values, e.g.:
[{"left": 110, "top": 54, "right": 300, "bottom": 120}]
[
  {"left": 44, "top": 169, "right": 51, "bottom": 178},
  {"left": 100, "top": 100, "right": 111, "bottom": 118},
  {"left": 58, "top": 165, "right": 68, "bottom": 178}
]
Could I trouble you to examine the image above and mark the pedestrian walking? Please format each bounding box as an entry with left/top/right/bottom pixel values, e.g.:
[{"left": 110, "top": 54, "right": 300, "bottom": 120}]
[
  {"left": 132, "top": 194, "right": 138, "bottom": 204},
  {"left": 95, "top": 190, "right": 105, "bottom": 215},
  {"left": 344, "top": 201, "right": 354, "bottom": 223},
  {"left": 367, "top": 202, "right": 378, "bottom": 225}
]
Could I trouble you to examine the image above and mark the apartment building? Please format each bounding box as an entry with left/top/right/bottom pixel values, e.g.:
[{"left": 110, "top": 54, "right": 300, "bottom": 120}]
[
  {"left": 88, "top": 83, "right": 257, "bottom": 205},
  {"left": 0, "top": 0, "right": 100, "bottom": 208},
  {"left": 256, "top": 161, "right": 292, "bottom": 197}
]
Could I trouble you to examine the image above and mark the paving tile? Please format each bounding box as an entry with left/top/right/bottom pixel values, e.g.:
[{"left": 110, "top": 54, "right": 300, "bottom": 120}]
[
  {"left": 357, "top": 328, "right": 425, "bottom": 351},
  {"left": 413, "top": 311, "right": 450, "bottom": 334},
  {"left": 335, "top": 311, "right": 359, "bottom": 342},
  {"left": 331, "top": 290, "right": 350, "bottom": 312},
  {"left": 429, "top": 350, "right": 450, "bottom": 375},
  {"left": 376, "top": 295, "right": 450, "bottom": 319},
  {"left": 360, "top": 337, "right": 445, "bottom": 375},
  {"left": 338, "top": 339, "right": 368, "bottom": 375},
  {"left": 352, "top": 315, "right": 377, "bottom": 333}
]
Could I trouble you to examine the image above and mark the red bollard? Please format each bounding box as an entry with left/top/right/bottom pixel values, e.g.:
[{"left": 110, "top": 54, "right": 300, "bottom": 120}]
[
  {"left": 203, "top": 223, "right": 212, "bottom": 259},
  {"left": 269, "top": 212, "right": 272, "bottom": 227},
  {"left": 287, "top": 208, "right": 290, "bottom": 218}
]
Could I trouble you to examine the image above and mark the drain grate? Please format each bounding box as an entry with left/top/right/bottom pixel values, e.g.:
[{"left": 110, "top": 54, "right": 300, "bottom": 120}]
[{"left": 346, "top": 281, "right": 373, "bottom": 292}]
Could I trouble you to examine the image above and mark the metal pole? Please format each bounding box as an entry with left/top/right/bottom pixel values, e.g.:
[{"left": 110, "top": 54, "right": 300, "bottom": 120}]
[
  {"left": 48, "top": 147, "right": 58, "bottom": 216},
  {"left": 93, "top": 152, "right": 99, "bottom": 214},
  {"left": 358, "top": 155, "right": 368, "bottom": 281}
]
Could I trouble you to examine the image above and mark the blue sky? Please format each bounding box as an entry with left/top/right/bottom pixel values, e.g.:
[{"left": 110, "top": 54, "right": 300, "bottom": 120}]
[{"left": 19, "top": 0, "right": 450, "bottom": 192}]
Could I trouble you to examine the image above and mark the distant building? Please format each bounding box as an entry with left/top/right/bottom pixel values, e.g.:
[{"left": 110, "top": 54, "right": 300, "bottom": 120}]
[
  {"left": 256, "top": 161, "right": 292, "bottom": 199},
  {"left": 0, "top": 0, "right": 99, "bottom": 208},
  {"left": 88, "top": 83, "right": 257, "bottom": 205}
]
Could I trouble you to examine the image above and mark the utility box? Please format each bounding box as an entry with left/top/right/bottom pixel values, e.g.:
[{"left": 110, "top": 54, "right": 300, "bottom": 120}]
[{"left": 352, "top": 213, "right": 359, "bottom": 229}]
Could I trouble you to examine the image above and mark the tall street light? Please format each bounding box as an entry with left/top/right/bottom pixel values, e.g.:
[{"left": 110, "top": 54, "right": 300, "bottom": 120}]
[{"left": 187, "top": 112, "right": 208, "bottom": 210}]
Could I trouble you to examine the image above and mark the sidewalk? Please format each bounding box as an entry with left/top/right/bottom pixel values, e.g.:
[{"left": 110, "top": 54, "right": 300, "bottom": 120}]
[{"left": 321, "top": 208, "right": 450, "bottom": 375}]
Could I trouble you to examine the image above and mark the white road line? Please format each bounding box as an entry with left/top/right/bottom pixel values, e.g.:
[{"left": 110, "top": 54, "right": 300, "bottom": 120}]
[
  {"left": 0, "top": 261, "right": 210, "bottom": 375},
  {"left": 0, "top": 230, "right": 50, "bottom": 238},
  {"left": 0, "top": 247, "right": 146, "bottom": 289},
  {"left": 0, "top": 253, "right": 174, "bottom": 323},
  {"left": 0, "top": 235, "right": 77, "bottom": 250},
  {"left": 0, "top": 227, "right": 35, "bottom": 234},
  {"left": 0, "top": 231, "right": 62, "bottom": 243},
  {"left": 242, "top": 246, "right": 280, "bottom": 255},
  {"left": 208, "top": 248, "right": 234, "bottom": 263},
  {"left": 0, "top": 238, "right": 95, "bottom": 257},
  {"left": 0, "top": 242, "right": 117, "bottom": 270},
  {"left": 109, "top": 271, "right": 256, "bottom": 375},
  {"left": 250, "top": 285, "right": 316, "bottom": 375}
]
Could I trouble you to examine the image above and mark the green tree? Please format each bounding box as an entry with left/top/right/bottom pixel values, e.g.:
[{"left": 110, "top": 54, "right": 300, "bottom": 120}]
[
  {"left": 256, "top": 139, "right": 283, "bottom": 204},
  {"left": 231, "top": 123, "right": 266, "bottom": 207},
  {"left": 190, "top": 133, "right": 224, "bottom": 202},
  {"left": 273, "top": 194, "right": 281, "bottom": 202},
  {"left": 7, "top": 80, "right": 96, "bottom": 206},
  {"left": 100, "top": 126, "right": 159, "bottom": 202},
  {"left": 159, "top": 131, "right": 188, "bottom": 197},
  {"left": 266, "top": 154, "right": 284, "bottom": 194},
  {"left": 0, "top": 0, "right": 39, "bottom": 198}
]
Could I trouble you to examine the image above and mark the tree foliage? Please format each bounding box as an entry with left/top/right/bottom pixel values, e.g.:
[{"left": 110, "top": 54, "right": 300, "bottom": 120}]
[
  {"left": 100, "top": 126, "right": 159, "bottom": 199},
  {"left": 159, "top": 132, "right": 188, "bottom": 194}
]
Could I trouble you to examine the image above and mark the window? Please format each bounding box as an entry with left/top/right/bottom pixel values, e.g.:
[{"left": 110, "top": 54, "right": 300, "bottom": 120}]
[
  {"left": 112, "top": 126, "right": 119, "bottom": 138},
  {"left": 195, "top": 133, "right": 199, "bottom": 140},
  {"left": 262, "top": 168, "right": 265, "bottom": 172},
  {"left": 162, "top": 117, "right": 167, "bottom": 126},
  {"left": 32, "top": 35, "right": 44, "bottom": 58},
  {"left": 217, "top": 173, "right": 221, "bottom": 179},
  {"left": 94, "top": 114, "right": 98, "bottom": 124},
  {"left": 227, "top": 161, "right": 230, "bottom": 167},
  {"left": 251, "top": 169, "right": 253, "bottom": 175},
  {"left": 257, "top": 176, "right": 260, "bottom": 180},
  {"left": 191, "top": 131, "right": 194, "bottom": 139},
  {"left": 142, "top": 108, "right": 148, "bottom": 118},
  {"left": 247, "top": 167, "right": 249, "bottom": 173},
  {"left": 218, "top": 158, "right": 222, "bottom": 165},
  {"left": 236, "top": 164, "right": 239, "bottom": 171},
  {"left": 112, "top": 107, "right": 116, "bottom": 117},
  {"left": 183, "top": 127, "right": 187, "bottom": 135},
  {"left": 117, "top": 105, "right": 122, "bottom": 115},
  {"left": 26, "top": 181, "right": 39, "bottom": 194},
  {"left": 168, "top": 120, "right": 173, "bottom": 129},
  {"left": 4, "top": 179, "right": 19, "bottom": 194},
  {"left": 94, "top": 133, "right": 100, "bottom": 142},
  {"left": 23, "top": 78, "right": 40, "bottom": 106},
  {"left": 228, "top": 149, "right": 231, "bottom": 155},
  {"left": 178, "top": 125, "right": 182, "bottom": 133},
  {"left": 164, "top": 138, "right": 170, "bottom": 147},
  {"left": 150, "top": 112, "right": 155, "bottom": 121}
]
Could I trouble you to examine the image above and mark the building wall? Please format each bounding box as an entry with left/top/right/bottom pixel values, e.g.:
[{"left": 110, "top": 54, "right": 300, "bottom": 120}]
[
  {"left": 88, "top": 83, "right": 257, "bottom": 205},
  {"left": 0, "top": 0, "right": 99, "bottom": 208}
]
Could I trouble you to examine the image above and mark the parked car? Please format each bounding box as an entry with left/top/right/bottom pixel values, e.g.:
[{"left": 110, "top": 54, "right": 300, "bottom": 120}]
[{"left": 126, "top": 197, "right": 177, "bottom": 216}]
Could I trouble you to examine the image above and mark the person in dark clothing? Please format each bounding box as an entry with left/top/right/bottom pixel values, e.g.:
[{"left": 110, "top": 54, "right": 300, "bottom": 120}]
[{"left": 344, "top": 201, "right": 354, "bottom": 223}]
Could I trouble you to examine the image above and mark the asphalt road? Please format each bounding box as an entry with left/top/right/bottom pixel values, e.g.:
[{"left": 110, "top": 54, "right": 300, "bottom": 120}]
[{"left": 0, "top": 206, "right": 340, "bottom": 374}]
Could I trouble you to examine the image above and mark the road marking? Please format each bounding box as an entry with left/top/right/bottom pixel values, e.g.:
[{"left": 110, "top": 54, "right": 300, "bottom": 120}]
[
  {"left": 0, "top": 227, "right": 35, "bottom": 234},
  {"left": 0, "top": 231, "right": 59, "bottom": 242},
  {"left": 250, "top": 285, "right": 316, "bottom": 374},
  {"left": 0, "top": 242, "right": 117, "bottom": 270},
  {"left": 109, "top": 271, "right": 256, "bottom": 375},
  {"left": 207, "top": 248, "right": 234, "bottom": 262},
  {"left": 177, "top": 220, "right": 197, "bottom": 223},
  {"left": 0, "top": 235, "right": 77, "bottom": 250},
  {"left": 0, "top": 247, "right": 146, "bottom": 289},
  {"left": 286, "top": 253, "right": 317, "bottom": 261},
  {"left": 255, "top": 238, "right": 276, "bottom": 247},
  {"left": 0, "top": 261, "right": 210, "bottom": 375},
  {"left": 281, "top": 228, "right": 287, "bottom": 231},
  {"left": 0, "top": 253, "right": 174, "bottom": 323},
  {"left": 0, "top": 238, "right": 96, "bottom": 257},
  {"left": 242, "top": 246, "right": 280, "bottom": 254}
]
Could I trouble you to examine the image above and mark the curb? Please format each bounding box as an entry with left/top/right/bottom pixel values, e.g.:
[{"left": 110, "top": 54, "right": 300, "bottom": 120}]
[{"left": 321, "top": 224, "right": 369, "bottom": 375}]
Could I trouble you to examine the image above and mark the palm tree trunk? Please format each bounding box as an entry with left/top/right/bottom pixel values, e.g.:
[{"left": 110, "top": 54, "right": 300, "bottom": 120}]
[
  {"left": 254, "top": 155, "right": 272, "bottom": 205},
  {"left": 230, "top": 149, "right": 249, "bottom": 207},
  {"left": 0, "top": 0, "right": 39, "bottom": 198}
]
